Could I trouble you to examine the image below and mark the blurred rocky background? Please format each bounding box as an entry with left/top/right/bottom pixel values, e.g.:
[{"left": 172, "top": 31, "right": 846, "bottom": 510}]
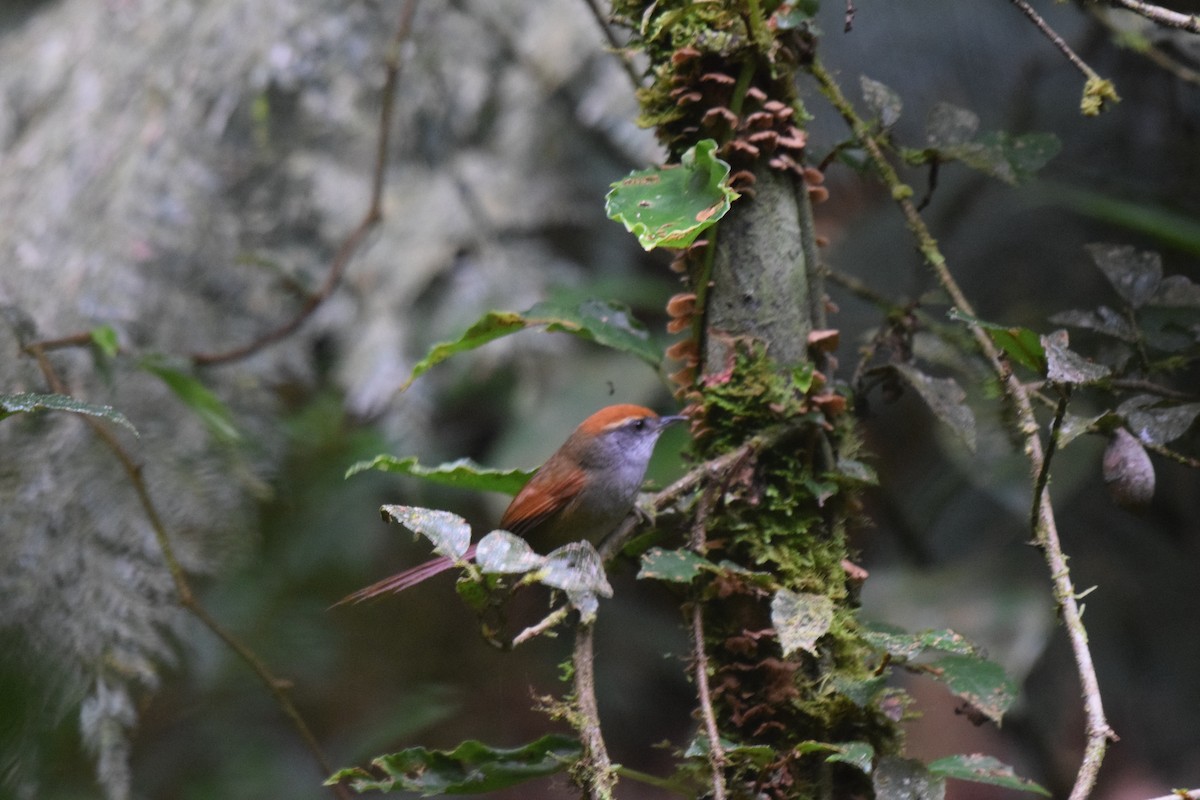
[{"left": 0, "top": 0, "right": 1197, "bottom": 798}]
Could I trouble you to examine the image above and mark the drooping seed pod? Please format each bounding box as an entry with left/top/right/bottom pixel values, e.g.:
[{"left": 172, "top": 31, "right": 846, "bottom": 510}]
[{"left": 1102, "top": 428, "right": 1155, "bottom": 508}]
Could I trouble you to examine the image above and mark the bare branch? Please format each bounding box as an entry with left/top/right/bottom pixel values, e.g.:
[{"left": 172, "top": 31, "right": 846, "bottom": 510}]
[
  {"left": 572, "top": 621, "right": 618, "bottom": 800},
  {"left": 1109, "top": 0, "right": 1200, "bottom": 33}
]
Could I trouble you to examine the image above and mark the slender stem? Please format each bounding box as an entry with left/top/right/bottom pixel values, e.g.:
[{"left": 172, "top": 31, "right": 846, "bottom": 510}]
[
  {"left": 692, "top": 604, "right": 727, "bottom": 800},
  {"left": 809, "top": 57, "right": 1116, "bottom": 800},
  {"left": 572, "top": 621, "right": 617, "bottom": 800},
  {"left": 1008, "top": 0, "right": 1102, "bottom": 81},
  {"left": 1031, "top": 388, "right": 1070, "bottom": 534},
  {"left": 579, "top": 0, "right": 643, "bottom": 89}
]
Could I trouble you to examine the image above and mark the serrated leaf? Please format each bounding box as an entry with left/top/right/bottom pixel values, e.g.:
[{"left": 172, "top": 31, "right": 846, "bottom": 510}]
[
  {"left": 539, "top": 542, "right": 612, "bottom": 622},
  {"left": 475, "top": 530, "right": 545, "bottom": 574},
  {"left": 927, "top": 754, "right": 1050, "bottom": 796},
  {"left": 771, "top": 588, "right": 834, "bottom": 656},
  {"left": 860, "top": 622, "right": 981, "bottom": 660},
  {"left": 1153, "top": 274, "right": 1200, "bottom": 308},
  {"left": 380, "top": 506, "right": 472, "bottom": 561},
  {"left": 140, "top": 357, "right": 239, "bottom": 442},
  {"left": 345, "top": 455, "right": 533, "bottom": 495},
  {"left": 826, "top": 741, "right": 876, "bottom": 773},
  {"left": 926, "top": 103, "right": 979, "bottom": 147},
  {"left": 795, "top": 740, "right": 876, "bottom": 773},
  {"left": 873, "top": 756, "right": 945, "bottom": 800},
  {"left": 1087, "top": 243, "right": 1162, "bottom": 308},
  {"left": 833, "top": 458, "right": 878, "bottom": 486},
  {"left": 687, "top": 736, "right": 775, "bottom": 766},
  {"left": 1041, "top": 331, "right": 1112, "bottom": 385},
  {"left": 915, "top": 104, "right": 1059, "bottom": 184},
  {"left": 90, "top": 325, "right": 120, "bottom": 357},
  {"left": 890, "top": 364, "right": 977, "bottom": 452},
  {"left": 1057, "top": 412, "right": 1106, "bottom": 448},
  {"left": 329, "top": 734, "right": 581, "bottom": 794},
  {"left": 947, "top": 309, "right": 1046, "bottom": 373},
  {"left": 1118, "top": 395, "right": 1200, "bottom": 445},
  {"left": 925, "top": 653, "right": 1017, "bottom": 725},
  {"left": 1047, "top": 306, "right": 1137, "bottom": 342},
  {"left": 861, "top": 76, "right": 902, "bottom": 128},
  {"left": 638, "top": 547, "right": 713, "bottom": 583},
  {"left": 606, "top": 138, "right": 739, "bottom": 251},
  {"left": 0, "top": 392, "right": 138, "bottom": 435},
  {"left": 403, "top": 299, "right": 659, "bottom": 390}
]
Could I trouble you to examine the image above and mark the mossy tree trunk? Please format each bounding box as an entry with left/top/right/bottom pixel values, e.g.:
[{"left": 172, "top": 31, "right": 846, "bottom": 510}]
[{"left": 611, "top": 2, "right": 902, "bottom": 796}]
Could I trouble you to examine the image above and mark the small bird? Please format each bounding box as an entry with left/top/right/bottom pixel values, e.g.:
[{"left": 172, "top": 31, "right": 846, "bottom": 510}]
[{"left": 337, "top": 404, "right": 685, "bottom": 605}]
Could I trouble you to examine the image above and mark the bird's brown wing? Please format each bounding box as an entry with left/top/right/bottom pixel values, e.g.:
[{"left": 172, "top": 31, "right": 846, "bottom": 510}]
[{"left": 498, "top": 466, "right": 585, "bottom": 539}]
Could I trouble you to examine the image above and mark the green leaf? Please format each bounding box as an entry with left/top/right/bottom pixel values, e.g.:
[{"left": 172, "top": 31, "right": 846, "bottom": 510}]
[
  {"left": 861, "top": 76, "right": 902, "bottom": 128},
  {"left": 947, "top": 309, "right": 1046, "bottom": 374},
  {"left": 860, "top": 622, "right": 980, "bottom": 660},
  {"left": 89, "top": 325, "right": 120, "bottom": 357},
  {"left": 475, "top": 530, "right": 545, "bottom": 574},
  {"left": 329, "top": 734, "right": 581, "bottom": 794},
  {"left": 1118, "top": 395, "right": 1200, "bottom": 445},
  {"left": 380, "top": 505, "right": 472, "bottom": 561},
  {"left": 605, "top": 138, "right": 739, "bottom": 251},
  {"left": 638, "top": 547, "right": 714, "bottom": 583},
  {"left": 771, "top": 588, "right": 834, "bottom": 656},
  {"left": 538, "top": 542, "right": 612, "bottom": 622},
  {"left": 403, "top": 299, "right": 660, "bottom": 390},
  {"left": 925, "top": 653, "right": 1017, "bottom": 725},
  {"left": 1048, "top": 306, "right": 1137, "bottom": 342},
  {"left": 1040, "top": 331, "right": 1112, "bottom": 385},
  {"left": 140, "top": 357, "right": 239, "bottom": 442},
  {"left": 795, "top": 740, "right": 876, "bottom": 773},
  {"left": 826, "top": 741, "right": 876, "bottom": 773},
  {"left": 345, "top": 455, "right": 533, "bottom": 495},
  {"left": 909, "top": 103, "right": 1060, "bottom": 185},
  {"left": 0, "top": 392, "right": 138, "bottom": 435},
  {"left": 873, "top": 756, "right": 945, "bottom": 800},
  {"left": 1087, "top": 243, "right": 1163, "bottom": 308},
  {"left": 1057, "top": 412, "right": 1107, "bottom": 448},
  {"left": 890, "top": 364, "right": 977, "bottom": 452},
  {"left": 927, "top": 754, "right": 1050, "bottom": 796}
]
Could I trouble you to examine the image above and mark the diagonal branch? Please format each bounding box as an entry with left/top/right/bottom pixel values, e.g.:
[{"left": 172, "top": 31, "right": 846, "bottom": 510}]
[
  {"left": 1108, "top": 0, "right": 1200, "bottom": 33},
  {"left": 191, "top": 0, "right": 420, "bottom": 367},
  {"left": 808, "top": 58, "right": 1117, "bottom": 800}
]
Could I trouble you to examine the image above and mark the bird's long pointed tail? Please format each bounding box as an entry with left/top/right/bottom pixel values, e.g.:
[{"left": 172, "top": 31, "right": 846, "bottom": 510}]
[{"left": 332, "top": 544, "right": 478, "bottom": 607}]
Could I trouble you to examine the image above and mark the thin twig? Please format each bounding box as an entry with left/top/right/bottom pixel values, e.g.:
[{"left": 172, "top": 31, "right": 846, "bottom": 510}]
[
  {"left": 691, "top": 604, "right": 727, "bottom": 800},
  {"left": 685, "top": 456, "right": 735, "bottom": 800},
  {"left": 809, "top": 58, "right": 1116, "bottom": 800},
  {"left": 1108, "top": 0, "right": 1200, "bottom": 33},
  {"left": 1109, "top": 378, "right": 1200, "bottom": 402},
  {"left": 511, "top": 606, "right": 573, "bottom": 647},
  {"left": 1031, "top": 388, "right": 1071, "bottom": 535},
  {"left": 580, "top": 0, "right": 643, "bottom": 89},
  {"left": 1007, "top": 0, "right": 1120, "bottom": 114},
  {"left": 25, "top": 344, "right": 350, "bottom": 800},
  {"left": 1009, "top": 0, "right": 1103, "bottom": 80},
  {"left": 573, "top": 621, "right": 617, "bottom": 800},
  {"left": 191, "top": 0, "right": 420, "bottom": 367}
]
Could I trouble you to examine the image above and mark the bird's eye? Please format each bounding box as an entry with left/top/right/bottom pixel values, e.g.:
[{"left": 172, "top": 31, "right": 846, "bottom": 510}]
[{"left": 632, "top": 418, "right": 647, "bottom": 430}]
